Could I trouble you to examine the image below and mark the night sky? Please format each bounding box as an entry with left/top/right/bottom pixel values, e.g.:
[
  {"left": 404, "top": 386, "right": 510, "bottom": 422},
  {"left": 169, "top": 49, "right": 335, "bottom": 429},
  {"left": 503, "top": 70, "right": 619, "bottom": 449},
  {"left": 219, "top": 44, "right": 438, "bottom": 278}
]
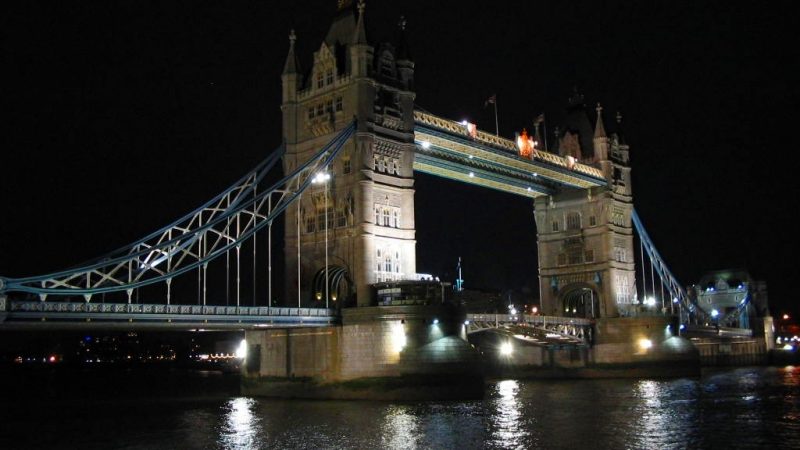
[{"left": 2, "top": 1, "right": 798, "bottom": 314}]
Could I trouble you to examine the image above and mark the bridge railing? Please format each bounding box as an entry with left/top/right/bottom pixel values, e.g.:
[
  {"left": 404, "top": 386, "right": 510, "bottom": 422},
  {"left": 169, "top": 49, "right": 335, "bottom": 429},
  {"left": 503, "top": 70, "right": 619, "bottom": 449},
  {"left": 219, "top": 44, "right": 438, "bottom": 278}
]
[
  {"left": 7, "top": 300, "right": 336, "bottom": 317},
  {"left": 413, "top": 110, "right": 604, "bottom": 179},
  {"left": 467, "top": 313, "right": 592, "bottom": 327}
]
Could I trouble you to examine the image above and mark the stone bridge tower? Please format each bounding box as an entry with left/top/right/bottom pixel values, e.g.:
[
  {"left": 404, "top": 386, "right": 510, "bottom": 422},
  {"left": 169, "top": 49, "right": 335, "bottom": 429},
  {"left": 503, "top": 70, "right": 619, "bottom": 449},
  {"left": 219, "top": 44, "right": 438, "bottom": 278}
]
[
  {"left": 535, "top": 94, "right": 635, "bottom": 318},
  {"left": 281, "top": 2, "right": 417, "bottom": 307}
]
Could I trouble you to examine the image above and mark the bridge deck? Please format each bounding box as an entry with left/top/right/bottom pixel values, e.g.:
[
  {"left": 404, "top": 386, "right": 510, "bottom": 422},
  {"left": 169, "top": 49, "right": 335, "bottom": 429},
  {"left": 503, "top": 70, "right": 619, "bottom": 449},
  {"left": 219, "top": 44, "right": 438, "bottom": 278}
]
[
  {"left": 413, "top": 110, "right": 606, "bottom": 198},
  {"left": 0, "top": 301, "right": 337, "bottom": 330}
]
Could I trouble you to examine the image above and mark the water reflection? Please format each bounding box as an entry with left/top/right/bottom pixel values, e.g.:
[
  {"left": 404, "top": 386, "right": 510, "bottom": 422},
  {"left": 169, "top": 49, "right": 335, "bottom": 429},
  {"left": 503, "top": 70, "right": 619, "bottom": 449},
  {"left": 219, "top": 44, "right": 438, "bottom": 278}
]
[
  {"left": 490, "top": 379, "right": 526, "bottom": 449},
  {"left": 219, "top": 397, "right": 261, "bottom": 450},
  {"left": 380, "top": 405, "right": 420, "bottom": 449}
]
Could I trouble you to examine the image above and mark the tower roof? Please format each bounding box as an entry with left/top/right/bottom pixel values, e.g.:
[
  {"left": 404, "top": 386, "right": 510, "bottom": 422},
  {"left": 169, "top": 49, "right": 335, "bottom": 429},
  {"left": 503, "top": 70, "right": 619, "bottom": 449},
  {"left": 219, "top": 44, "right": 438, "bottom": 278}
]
[
  {"left": 394, "top": 15, "right": 412, "bottom": 60},
  {"left": 324, "top": 1, "right": 358, "bottom": 47},
  {"left": 562, "top": 88, "right": 595, "bottom": 158}
]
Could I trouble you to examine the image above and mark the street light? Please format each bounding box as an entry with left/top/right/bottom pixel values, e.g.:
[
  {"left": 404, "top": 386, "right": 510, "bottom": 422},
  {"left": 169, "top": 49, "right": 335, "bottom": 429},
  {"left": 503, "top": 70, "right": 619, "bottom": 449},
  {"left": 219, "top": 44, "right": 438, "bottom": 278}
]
[{"left": 312, "top": 169, "right": 332, "bottom": 308}]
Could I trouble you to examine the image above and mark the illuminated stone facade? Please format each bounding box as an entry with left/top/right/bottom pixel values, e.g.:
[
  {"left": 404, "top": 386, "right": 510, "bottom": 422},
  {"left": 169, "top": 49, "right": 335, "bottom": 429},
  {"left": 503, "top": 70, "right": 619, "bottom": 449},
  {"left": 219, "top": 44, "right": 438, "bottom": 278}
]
[
  {"left": 282, "top": 4, "right": 417, "bottom": 306},
  {"left": 535, "top": 103, "right": 636, "bottom": 318}
]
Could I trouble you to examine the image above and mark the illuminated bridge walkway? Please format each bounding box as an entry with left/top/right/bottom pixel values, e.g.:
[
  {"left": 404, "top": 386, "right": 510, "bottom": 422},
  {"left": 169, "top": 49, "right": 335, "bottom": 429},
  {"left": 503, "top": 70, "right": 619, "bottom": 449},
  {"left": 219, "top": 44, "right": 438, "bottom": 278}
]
[
  {"left": 467, "top": 313, "right": 593, "bottom": 346},
  {"left": 0, "top": 298, "right": 336, "bottom": 330}
]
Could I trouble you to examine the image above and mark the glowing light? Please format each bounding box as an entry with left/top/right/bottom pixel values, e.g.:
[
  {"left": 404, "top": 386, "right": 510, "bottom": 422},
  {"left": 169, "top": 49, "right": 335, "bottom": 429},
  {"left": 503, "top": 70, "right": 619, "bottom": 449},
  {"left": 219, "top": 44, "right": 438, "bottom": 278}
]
[
  {"left": 531, "top": 306, "right": 538, "bottom": 314},
  {"left": 644, "top": 297, "right": 657, "bottom": 307},
  {"left": 236, "top": 339, "right": 247, "bottom": 359},
  {"left": 638, "top": 338, "right": 653, "bottom": 350},
  {"left": 316, "top": 292, "right": 322, "bottom": 300},
  {"left": 516, "top": 129, "right": 535, "bottom": 159},
  {"left": 392, "top": 322, "right": 407, "bottom": 353},
  {"left": 464, "top": 320, "right": 470, "bottom": 325},
  {"left": 783, "top": 314, "right": 790, "bottom": 320},
  {"left": 311, "top": 171, "right": 331, "bottom": 184},
  {"left": 48, "top": 356, "right": 56, "bottom": 363},
  {"left": 420, "top": 140, "right": 431, "bottom": 149},
  {"left": 432, "top": 318, "right": 439, "bottom": 325},
  {"left": 468, "top": 172, "right": 475, "bottom": 178},
  {"left": 673, "top": 297, "right": 679, "bottom": 303},
  {"left": 783, "top": 344, "right": 795, "bottom": 351},
  {"left": 679, "top": 324, "right": 686, "bottom": 330},
  {"left": 566, "top": 155, "right": 577, "bottom": 169},
  {"left": 460, "top": 120, "right": 468, "bottom": 126},
  {"left": 500, "top": 342, "right": 513, "bottom": 355},
  {"left": 510, "top": 308, "right": 517, "bottom": 315},
  {"left": 711, "top": 309, "right": 719, "bottom": 318}
]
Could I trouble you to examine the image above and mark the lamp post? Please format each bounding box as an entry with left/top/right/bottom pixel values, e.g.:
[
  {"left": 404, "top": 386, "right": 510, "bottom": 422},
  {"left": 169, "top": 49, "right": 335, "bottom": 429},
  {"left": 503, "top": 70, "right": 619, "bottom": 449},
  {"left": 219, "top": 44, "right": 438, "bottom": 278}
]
[{"left": 312, "top": 169, "right": 332, "bottom": 308}]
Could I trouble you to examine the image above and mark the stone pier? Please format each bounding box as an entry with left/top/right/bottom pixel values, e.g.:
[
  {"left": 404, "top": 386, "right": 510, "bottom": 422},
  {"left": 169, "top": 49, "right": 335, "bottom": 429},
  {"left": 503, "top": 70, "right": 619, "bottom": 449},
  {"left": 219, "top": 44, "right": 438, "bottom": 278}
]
[{"left": 241, "top": 304, "right": 484, "bottom": 400}]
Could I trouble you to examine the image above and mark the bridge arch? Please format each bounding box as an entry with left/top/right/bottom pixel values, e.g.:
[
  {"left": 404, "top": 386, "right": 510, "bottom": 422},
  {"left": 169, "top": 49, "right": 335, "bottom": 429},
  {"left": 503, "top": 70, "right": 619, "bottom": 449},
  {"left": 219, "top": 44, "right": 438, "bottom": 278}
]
[
  {"left": 558, "top": 283, "right": 600, "bottom": 319},
  {"left": 311, "top": 265, "right": 354, "bottom": 307}
]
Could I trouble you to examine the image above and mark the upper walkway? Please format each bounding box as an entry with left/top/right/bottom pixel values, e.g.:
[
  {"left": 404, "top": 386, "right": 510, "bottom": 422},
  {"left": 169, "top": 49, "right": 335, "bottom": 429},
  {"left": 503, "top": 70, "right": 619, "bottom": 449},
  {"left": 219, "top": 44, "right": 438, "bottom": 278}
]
[{"left": 413, "top": 110, "right": 606, "bottom": 198}]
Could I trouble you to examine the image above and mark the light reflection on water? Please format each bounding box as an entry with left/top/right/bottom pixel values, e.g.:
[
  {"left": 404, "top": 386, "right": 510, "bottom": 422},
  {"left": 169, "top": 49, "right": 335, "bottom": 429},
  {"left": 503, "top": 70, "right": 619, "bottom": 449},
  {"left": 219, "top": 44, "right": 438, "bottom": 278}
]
[
  {"left": 220, "top": 397, "right": 261, "bottom": 450},
  {"left": 3, "top": 366, "right": 799, "bottom": 449}
]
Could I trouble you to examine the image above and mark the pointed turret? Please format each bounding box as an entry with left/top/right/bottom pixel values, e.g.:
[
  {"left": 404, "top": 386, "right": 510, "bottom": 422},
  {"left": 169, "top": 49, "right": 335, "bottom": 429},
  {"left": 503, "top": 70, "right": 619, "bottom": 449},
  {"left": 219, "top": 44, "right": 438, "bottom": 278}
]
[
  {"left": 594, "top": 103, "right": 607, "bottom": 138},
  {"left": 615, "top": 111, "right": 627, "bottom": 146},
  {"left": 349, "top": 0, "right": 373, "bottom": 78},
  {"left": 394, "top": 15, "right": 415, "bottom": 89},
  {"left": 281, "top": 29, "right": 302, "bottom": 103},
  {"left": 282, "top": 29, "right": 300, "bottom": 76},
  {"left": 353, "top": 0, "right": 367, "bottom": 45},
  {"left": 593, "top": 102, "right": 610, "bottom": 169}
]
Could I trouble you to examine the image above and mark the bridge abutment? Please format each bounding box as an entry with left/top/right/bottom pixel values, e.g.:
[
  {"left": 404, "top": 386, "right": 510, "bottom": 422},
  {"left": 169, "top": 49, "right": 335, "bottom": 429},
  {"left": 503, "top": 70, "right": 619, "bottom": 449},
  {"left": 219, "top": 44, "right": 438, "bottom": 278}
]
[{"left": 241, "top": 305, "right": 484, "bottom": 400}]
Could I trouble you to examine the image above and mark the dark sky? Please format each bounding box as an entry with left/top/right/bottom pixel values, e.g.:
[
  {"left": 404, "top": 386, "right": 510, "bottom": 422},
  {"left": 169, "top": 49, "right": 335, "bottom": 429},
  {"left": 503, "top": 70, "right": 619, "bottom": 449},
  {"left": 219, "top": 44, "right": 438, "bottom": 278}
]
[{"left": 2, "top": 1, "right": 798, "bottom": 313}]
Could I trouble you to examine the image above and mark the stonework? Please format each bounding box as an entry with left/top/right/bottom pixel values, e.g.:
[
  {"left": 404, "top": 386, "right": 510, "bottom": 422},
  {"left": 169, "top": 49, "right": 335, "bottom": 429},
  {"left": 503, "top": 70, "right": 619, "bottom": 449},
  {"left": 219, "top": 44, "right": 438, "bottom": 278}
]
[
  {"left": 281, "top": 5, "right": 417, "bottom": 307},
  {"left": 536, "top": 106, "right": 636, "bottom": 318}
]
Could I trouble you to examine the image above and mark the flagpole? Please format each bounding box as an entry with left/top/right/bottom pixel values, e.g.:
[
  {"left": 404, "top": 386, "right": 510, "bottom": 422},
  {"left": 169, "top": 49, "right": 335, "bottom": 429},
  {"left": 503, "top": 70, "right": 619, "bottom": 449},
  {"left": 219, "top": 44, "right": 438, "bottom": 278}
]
[
  {"left": 543, "top": 117, "right": 548, "bottom": 151},
  {"left": 494, "top": 100, "right": 499, "bottom": 136}
]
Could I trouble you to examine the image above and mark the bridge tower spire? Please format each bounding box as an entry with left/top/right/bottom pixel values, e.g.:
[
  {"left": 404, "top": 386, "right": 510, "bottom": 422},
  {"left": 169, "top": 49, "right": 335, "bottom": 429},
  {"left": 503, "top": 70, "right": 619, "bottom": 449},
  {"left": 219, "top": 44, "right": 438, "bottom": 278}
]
[{"left": 282, "top": 3, "right": 417, "bottom": 307}]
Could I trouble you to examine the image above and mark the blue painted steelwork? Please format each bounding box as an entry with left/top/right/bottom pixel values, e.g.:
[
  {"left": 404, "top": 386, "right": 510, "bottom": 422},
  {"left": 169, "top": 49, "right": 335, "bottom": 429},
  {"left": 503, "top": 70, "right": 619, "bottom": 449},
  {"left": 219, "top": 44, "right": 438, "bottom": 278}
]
[
  {"left": 414, "top": 125, "right": 606, "bottom": 190},
  {"left": 632, "top": 208, "right": 708, "bottom": 324},
  {"left": 0, "top": 122, "right": 356, "bottom": 298},
  {"left": 0, "top": 300, "right": 337, "bottom": 330}
]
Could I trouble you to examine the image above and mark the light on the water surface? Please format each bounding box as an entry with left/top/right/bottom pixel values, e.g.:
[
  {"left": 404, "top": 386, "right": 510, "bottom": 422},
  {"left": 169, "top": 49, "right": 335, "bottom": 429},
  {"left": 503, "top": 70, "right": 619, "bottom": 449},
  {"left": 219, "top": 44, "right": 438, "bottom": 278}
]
[{"left": 500, "top": 342, "right": 513, "bottom": 355}]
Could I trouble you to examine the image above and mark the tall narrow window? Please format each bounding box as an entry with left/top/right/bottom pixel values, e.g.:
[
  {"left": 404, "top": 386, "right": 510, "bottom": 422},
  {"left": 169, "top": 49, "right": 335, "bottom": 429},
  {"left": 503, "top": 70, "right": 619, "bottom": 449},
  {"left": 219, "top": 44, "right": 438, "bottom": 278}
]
[
  {"left": 326, "top": 100, "right": 333, "bottom": 113},
  {"left": 566, "top": 212, "right": 581, "bottom": 230},
  {"left": 342, "top": 157, "right": 351, "bottom": 174},
  {"left": 382, "top": 209, "right": 390, "bottom": 226},
  {"left": 552, "top": 221, "right": 560, "bottom": 232},
  {"left": 335, "top": 96, "right": 343, "bottom": 111},
  {"left": 392, "top": 210, "right": 399, "bottom": 228},
  {"left": 326, "top": 69, "right": 333, "bottom": 85},
  {"left": 589, "top": 215, "right": 597, "bottom": 226},
  {"left": 375, "top": 206, "right": 380, "bottom": 224},
  {"left": 316, "top": 72, "right": 324, "bottom": 89}
]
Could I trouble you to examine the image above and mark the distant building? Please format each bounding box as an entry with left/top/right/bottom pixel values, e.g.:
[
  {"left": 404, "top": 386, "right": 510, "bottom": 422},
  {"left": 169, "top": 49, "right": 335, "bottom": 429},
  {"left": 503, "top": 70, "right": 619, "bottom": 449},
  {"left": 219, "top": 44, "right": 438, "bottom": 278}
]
[{"left": 691, "top": 269, "right": 769, "bottom": 328}]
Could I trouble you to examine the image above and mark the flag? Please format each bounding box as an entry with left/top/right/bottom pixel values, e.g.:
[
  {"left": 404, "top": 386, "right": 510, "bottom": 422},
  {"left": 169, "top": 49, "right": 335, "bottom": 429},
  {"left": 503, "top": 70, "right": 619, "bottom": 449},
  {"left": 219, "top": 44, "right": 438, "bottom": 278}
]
[
  {"left": 534, "top": 113, "right": 545, "bottom": 124},
  {"left": 484, "top": 94, "right": 496, "bottom": 107}
]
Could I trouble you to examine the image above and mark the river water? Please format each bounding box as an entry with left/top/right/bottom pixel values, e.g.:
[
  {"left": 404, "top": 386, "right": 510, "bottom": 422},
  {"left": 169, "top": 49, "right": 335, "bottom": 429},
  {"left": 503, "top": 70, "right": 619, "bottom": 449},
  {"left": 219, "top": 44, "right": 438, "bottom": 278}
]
[{"left": 1, "top": 366, "right": 798, "bottom": 449}]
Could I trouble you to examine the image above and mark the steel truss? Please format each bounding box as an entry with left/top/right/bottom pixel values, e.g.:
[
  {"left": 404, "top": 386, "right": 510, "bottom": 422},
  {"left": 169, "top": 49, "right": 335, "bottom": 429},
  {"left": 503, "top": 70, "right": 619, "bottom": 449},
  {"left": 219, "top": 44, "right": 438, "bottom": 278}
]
[
  {"left": 632, "top": 208, "right": 713, "bottom": 324},
  {"left": 0, "top": 122, "right": 356, "bottom": 301}
]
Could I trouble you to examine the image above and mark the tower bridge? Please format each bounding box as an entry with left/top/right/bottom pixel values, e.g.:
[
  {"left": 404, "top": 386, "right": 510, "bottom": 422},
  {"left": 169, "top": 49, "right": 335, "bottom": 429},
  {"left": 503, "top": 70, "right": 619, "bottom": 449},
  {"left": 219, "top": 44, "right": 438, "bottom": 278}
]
[{"left": 0, "top": 1, "right": 771, "bottom": 397}]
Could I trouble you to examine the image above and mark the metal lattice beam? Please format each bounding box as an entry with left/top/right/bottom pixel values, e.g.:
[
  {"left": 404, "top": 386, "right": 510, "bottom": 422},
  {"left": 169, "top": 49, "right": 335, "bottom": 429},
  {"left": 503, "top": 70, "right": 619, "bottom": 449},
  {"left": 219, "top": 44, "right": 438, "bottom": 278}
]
[{"left": 0, "top": 122, "right": 356, "bottom": 299}]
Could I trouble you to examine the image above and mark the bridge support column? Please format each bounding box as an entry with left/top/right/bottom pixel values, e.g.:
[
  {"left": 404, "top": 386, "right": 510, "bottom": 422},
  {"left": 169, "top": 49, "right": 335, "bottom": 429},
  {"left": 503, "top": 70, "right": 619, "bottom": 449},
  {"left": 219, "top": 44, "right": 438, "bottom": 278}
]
[{"left": 241, "top": 305, "right": 483, "bottom": 400}]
